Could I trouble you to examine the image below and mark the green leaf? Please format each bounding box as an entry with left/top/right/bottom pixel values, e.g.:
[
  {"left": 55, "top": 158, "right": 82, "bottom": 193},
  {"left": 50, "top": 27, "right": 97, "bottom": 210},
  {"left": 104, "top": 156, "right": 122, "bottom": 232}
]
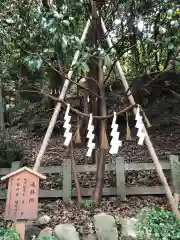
[
  {"left": 36, "top": 57, "right": 43, "bottom": 70},
  {"left": 81, "top": 62, "right": 89, "bottom": 73},
  {"left": 49, "top": 27, "right": 56, "bottom": 33},
  {"left": 167, "top": 9, "right": 173, "bottom": 16},
  {"left": 28, "top": 59, "right": 36, "bottom": 71},
  {"left": 175, "top": 61, "right": 180, "bottom": 67},
  {"left": 168, "top": 43, "right": 174, "bottom": 50},
  {"left": 62, "top": 35, "right": 68, "bottom": 49},
  {"left": 6, "top": 18, "right": 14, "bottom": 24},
  {"left": 62, "top": 20, "right": 69, "bottom": 26}
]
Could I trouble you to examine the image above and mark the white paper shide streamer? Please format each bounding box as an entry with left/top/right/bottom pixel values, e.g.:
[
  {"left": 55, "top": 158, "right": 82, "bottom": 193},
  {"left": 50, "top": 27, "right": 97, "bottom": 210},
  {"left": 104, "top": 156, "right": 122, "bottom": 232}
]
[
  {"left": 63, "top": 104, "right": 72, "bottom": 146},
  {"left": 109, "top": 112, "right": 122, "bottom": 154},
  {"left": 135, "top": 105, "right": 145, "bottom": 145},
  {"left": 86, "top": 114, "right": 95, "bottom": 157}
]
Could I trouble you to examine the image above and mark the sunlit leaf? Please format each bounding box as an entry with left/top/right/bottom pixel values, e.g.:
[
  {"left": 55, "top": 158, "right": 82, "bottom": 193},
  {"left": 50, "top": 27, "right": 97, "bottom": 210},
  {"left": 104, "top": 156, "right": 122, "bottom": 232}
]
[
  {"left": 62, "top": 20, "right": 69, "bottom": 26},
  {"left": 167, "top": 9, "right": 173, "bottom": 16},
  {"left": 36, "top": 57, "right": 43, "bottom": 70},
  {"left": 81, "top": 62, "right": 89, "bottom": 73},
  {"left": 168, "top": 43, "right": 174, "bottom": 50},
  {"left": 28, "top": 59, "right": 36, "bottom": 71}
]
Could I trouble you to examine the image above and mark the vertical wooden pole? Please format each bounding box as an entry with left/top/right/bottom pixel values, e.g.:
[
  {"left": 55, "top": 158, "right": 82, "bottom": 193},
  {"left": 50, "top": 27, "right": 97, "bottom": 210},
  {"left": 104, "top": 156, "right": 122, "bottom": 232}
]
[
  {"left": 116, "top": 157, "right": 126, "bottom": 201},
  {"left": 70, "top": 140, "right": 82, "bottom": 202},
  {"left": 101, "top": 18, "right": 180, "bottom": 218},
  {"left": 92, "top": 1, "right": 108, "bottom": 204},
  {"left": 170, "top": 155, "right": 180, "bottom": 208},
  {"left": 63, "top": 158, "right": 72, "bottom": 201},
  {"left": 11, "top": 161, "right": 25, "bottom": 240},
  {"left": 87, "top": 2, "right": 99, "bottom": 165},
  {"left": 0, "top": 82, "right": 4, "bottom": 131},
  {"left": 14, "top": 221, "right": 25, "bottom": 240}
]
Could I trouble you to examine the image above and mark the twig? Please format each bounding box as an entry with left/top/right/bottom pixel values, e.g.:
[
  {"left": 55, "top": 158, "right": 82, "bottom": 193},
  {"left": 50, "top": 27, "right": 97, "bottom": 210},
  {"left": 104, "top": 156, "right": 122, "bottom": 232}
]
[
  {"left": 21, "top": 48, "right": 101, "bottom": 99},
  {"left": 20, "top": 90, "right": 137, "bottom": 119},
  {"left": 42, "top": 57, "right": 102, "bottom": 99}
]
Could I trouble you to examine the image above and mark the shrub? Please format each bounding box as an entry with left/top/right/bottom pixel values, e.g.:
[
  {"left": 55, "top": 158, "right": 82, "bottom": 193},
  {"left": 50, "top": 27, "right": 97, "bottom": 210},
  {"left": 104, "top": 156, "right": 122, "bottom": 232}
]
[
  {"left": 0, "top": 227, "right": 57, "bottom": 240},
  {"left": 6, "top": 100, "right": 59, "bottom": 135},
  {"left": 0, "top": 130, "right": 24, "bottom": 168},
  {"left": 0, "top": 227, "right": 20, "bottom": 240},
  {"left": 136, "top": 207, "right": 180, "bottom": 240},
  {"left": 6, "top": 100, "right": 45, "bottom": 130}
]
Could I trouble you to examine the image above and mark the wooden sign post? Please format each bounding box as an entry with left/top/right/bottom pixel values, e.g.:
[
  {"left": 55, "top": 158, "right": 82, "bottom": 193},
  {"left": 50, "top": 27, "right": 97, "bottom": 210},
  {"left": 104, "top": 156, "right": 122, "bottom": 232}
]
[{"left": 1, "top": 167, "right": 46, "bottom": 240}]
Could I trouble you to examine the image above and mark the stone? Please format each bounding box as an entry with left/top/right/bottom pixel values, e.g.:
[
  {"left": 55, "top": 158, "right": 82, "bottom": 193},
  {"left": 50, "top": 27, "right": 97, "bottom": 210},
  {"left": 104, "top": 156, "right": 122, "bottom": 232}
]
[
  {"left": 84, "top": 235, "right": 96, "bottom": 240},
  {"left": 54, "top": 223, "right": 80, "bottom": 240},
  {"left": 88, "top": 222, "right": 94, "bottom": 235},
  {"left": 36, "top": 215, "right": 51, "bottom": 225},
  {"left": 25, "top": 225, "right": 41, "bottom": 240},
  {"left": 94, "top": 213, "right": 118, "bottom": 240},
  {"left": 121, "top": 217, "right": 138, "bottom": 239},
  {"left": 39, "top": 227, "right": 53, "bottom": 237},
  {"left": 136, "top": 207, "right": 150, "bottom": 223},
  {"left": 25, "top": 220, "right": 35, "bottom": 226}
]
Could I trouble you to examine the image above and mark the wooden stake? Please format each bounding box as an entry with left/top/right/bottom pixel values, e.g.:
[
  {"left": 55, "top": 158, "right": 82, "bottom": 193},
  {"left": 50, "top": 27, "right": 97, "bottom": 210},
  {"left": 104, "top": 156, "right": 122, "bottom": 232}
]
[
  {"left": 33, "top": 19, "right": 91, "bottom": 172},
  {"left": 14, "top": 221, "right": 25, "bottom": 240},
  {"left": 170, "top": 155, "right": 180, "bottom": 209},
  {"left": 101, "top": 18, "right": 180, "bottom": 218}
]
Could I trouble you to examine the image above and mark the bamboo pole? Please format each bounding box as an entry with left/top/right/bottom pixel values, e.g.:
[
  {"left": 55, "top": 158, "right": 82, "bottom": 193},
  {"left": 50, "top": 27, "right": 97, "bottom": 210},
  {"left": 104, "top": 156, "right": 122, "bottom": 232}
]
[
  {"left": 101, "top": 18, "right": 180, "bottom": 218},
  {"left": 33, "top": 19, "right": 91, "bottom": 171}
]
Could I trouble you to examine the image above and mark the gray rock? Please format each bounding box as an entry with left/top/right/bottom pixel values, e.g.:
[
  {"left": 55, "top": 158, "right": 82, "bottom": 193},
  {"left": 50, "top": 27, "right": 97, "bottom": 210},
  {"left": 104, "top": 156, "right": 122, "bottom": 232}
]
[
  {"left": 94, "top": 213, "right": 118, "bottom": 240},
  {"left": 136, "top": 207, "right": 150, "bottom": 223},
  {"left": 39, "top": 227, "right": 53, "bottom": 237},
  {"left": 88, "top": 222, "right": 94, "bottom": 235},
  {"left": 25, "top": 221, "right": 35, "bottom": 226},
  {"left": 84, "top": 235, "right": 96, "bottom": 240},
  {"left": 120, "top": 217, "right": 138, "bottom": 239},
  {"left": 25, "top": 225, "right": 41, "bottom": 240},
  {"left": 54, "top": 223, "right": 80, "bottom": 240},
  {"left": 36, "top": 215, "right": 51, "bottom": 225}
]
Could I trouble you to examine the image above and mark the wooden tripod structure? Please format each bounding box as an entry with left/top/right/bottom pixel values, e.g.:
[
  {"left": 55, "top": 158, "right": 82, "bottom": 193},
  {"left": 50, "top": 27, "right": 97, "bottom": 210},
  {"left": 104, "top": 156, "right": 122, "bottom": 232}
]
[{"left": 33, "top": 12, "right": 180, "bottom": 218}]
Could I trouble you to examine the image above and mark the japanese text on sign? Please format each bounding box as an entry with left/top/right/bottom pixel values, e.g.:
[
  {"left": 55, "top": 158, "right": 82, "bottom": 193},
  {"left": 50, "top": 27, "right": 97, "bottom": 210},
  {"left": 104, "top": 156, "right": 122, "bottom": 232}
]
[{"left": 4, "top": 171, "right": 39, "bottom": 220}]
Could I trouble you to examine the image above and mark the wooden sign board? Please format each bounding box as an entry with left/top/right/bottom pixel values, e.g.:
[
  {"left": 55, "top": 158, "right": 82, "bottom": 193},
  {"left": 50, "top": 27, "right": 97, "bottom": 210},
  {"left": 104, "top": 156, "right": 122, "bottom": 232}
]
[{"left": 1, "top": 167, "right": 46, "bottom": 221}]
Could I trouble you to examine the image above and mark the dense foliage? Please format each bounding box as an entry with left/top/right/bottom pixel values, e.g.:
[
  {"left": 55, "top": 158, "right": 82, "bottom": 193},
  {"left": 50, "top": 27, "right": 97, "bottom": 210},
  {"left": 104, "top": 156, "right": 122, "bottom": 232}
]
[
  {"left": 0, "top": 130, "right": 24, "bottom": 167},
  {"left": 0, "top": 227, "right": 57, "bottom": 240},
  {"left": 137, "top": 207, "right": 180, "bottom": 239},
  {"left": 0, "top": 0, "right": 179, "bottom": 131},
  {"left": 0, "top": 227, "right": 20, "bottom": 240}
]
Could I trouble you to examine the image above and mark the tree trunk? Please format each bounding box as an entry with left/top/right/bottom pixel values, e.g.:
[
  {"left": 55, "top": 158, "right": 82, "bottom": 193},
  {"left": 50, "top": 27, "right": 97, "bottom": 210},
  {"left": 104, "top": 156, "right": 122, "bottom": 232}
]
[
  {"left": 0, "top": 82, "right": 4, "bottom": 130},
  {"left": 93, "top": 58, "right": 107, "bottom": 205},
  {"left": 154, "top": 12, "right": 160, "bottom": 71},
  {"left": 92, "top": 2, "right": 107, "bottom": 205},
  {"left": 87, "top": 2, "right": 99, "bottom": 164},
  {"left": 128, "top": 1, "right": 139, "bottom": 73}
]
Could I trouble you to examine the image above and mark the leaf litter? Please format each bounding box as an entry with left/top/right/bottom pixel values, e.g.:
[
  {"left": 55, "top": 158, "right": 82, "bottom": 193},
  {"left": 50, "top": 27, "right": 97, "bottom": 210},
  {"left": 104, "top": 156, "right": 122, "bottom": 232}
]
[{"left": 0, "top": 125, "right": 179, "bottom": 235}]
